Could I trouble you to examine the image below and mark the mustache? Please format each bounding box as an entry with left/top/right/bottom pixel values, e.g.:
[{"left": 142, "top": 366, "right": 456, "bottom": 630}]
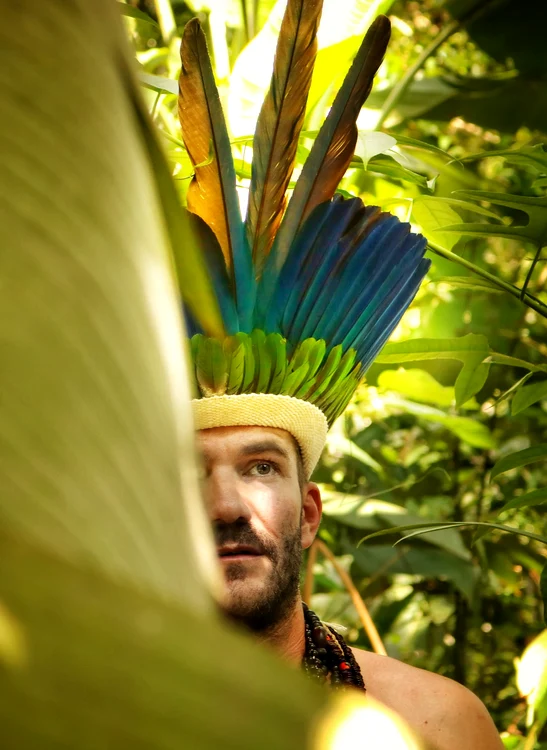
[{"left": 214, "top": 523, "right": 277, "bottom": 559}]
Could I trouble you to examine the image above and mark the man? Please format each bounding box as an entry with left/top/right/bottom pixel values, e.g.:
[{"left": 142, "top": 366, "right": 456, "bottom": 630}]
[
  {"left": 178, "top": 4, "right": 503, "bottom": 748},
  {"left": 196, "top": 421, "right": 503, "bottom": 750}
]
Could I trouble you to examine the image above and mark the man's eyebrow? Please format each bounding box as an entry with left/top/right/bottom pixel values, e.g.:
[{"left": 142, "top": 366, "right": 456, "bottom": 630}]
[{"left": 238, "top": 441, "right": 291, "bottom": 460}]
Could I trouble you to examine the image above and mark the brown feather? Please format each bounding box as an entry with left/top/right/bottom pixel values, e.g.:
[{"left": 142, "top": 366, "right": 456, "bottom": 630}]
[
  {"left": 246, "top": 0, "right": 323, "bottom": 268},
  {"left": 178, "top": 19, "right": 241, "bottom": 270},
  {"left": 300, "top": 15, "right": 391, "bottom": 223}
]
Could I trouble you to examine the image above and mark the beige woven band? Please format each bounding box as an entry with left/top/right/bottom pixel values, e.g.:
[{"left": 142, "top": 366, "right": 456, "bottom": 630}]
[{"left": 192, "top": 394, "right": 328, "bottom": 477}]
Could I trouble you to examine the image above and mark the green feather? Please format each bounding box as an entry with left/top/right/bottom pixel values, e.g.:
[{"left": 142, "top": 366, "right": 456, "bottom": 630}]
[
  {"left": 288, "top": 338, "right": 315, "bottom": 374},
  {"left": 305, "top": 339, "right": 327, "bottom": 378},
  {"left": 294, "top": 375, "right": 317, "bottom": 400},
  {"left": 289, "top": 339, "right": 326, "bottom": 399},
  {"left": 225, "top": 336, "right": 246, "bottom": 394},
  {"left": 196, "top": 336, "right": 228, "bottom": 396},
  {"left": 281, "top": 363, "right": 310, "bottom": 396},
  {"left": 266, "top": 334, "right": 287, "bottom": 393},
  {"left": 323, "top": 365, "right": 361, "bottom": 424},
  {"left": 191, "top": 334, "right": 204, "bottom": 394},
  {"left": 240, "top": 333, "right": 256, "bottom": 392},
  {"left": 252, "top": 329, "right": 272, "bottom": 392},
  {"left": 305, "top": 344, "right": 343, "bottom": 402},
  {"left": 314, "top": 348, "right": 357, "bottom": 411}
]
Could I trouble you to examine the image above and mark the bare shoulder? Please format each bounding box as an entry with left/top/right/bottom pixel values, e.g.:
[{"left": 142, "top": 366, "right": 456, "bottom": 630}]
[{"left": 351, "top": 648, "right": 503, "bottom": 750}]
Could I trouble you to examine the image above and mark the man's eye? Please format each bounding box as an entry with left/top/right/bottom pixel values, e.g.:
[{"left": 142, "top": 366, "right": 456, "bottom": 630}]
[{"left": 250, "top": 462, "right": 275, "bottom": 476}]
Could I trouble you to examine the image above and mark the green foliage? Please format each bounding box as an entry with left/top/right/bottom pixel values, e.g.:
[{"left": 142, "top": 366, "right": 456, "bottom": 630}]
[
  {"left": 491, "top": 446, "right": 547, "bottom": 481},
  {"left": 0, "top": 530, "right": 328, "bottom": 749},
  {"left": 118, "top": 3, "right": 158, "bottom": 27},
  {"left": 121, "top": 0, "right": 547, "bottom": 744},
  {"left": 5, "top": 3, "right": 426, "bottom": 749},
  {"left": 512, "top": 381, "right": 547, "bottom": 416},
  {"left": 375, "top": 334, "right": 490, "bottom": 406}
]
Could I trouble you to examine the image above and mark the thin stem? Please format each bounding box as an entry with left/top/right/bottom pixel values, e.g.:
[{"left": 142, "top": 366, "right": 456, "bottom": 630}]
[
  {"left": 376, "top": 19, "right": 460, "bottom": 129},
  {"left": 302, "top": 541, "right": 318, "bottom": 605},
  {"left": 315, "top": 539, "right": 387, "bottom": 656},
  {"left": 150, "top": 91, "right": 162, "bottom": 121},
  {"left": 428, "top": 242, "right": 547, "bottom": 319},
  {"left": 521, "top": 243, "right": 545, "bottom": 300}
]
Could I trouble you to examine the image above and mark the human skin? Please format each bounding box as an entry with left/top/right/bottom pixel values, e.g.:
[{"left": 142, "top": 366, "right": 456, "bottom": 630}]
[{"left": 197, "top": 424, "right": 503, "bottom": 750}]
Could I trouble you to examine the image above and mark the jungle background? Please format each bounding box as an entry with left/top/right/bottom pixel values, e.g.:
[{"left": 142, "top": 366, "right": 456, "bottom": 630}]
[{"left": 123, "top": 0, "right": 547, "bottom": 745}]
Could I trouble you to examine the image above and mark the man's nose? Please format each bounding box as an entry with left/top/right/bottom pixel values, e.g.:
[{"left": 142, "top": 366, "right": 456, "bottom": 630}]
[{"left": 205, "top": 470, "right": 252, "bottom": 525}]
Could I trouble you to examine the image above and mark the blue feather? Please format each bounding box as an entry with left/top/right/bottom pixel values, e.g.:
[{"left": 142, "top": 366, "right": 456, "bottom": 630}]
[
  {"left": 273, "top": 199, "right": 374, "bottom": 342},
  {"left": 255, "top": 195, "right": 428, "bottom": 373},
  {"left": 347, "top": 257, "right": 430, "bottom": 368},
  {"left": 340, "top": 242, "right": 427, "bottom": 359},
  {"left": 282, "top": 201, "right": 371, "bottom": 341},
  {"left": 301, "top": 215, "right": 407, "bottom": 342},
  {"left": 184, "top": 213, "right": 239, "bottom": 335},
  {"left": 254, "top": 196, "right": 351, "bottom": 331}
]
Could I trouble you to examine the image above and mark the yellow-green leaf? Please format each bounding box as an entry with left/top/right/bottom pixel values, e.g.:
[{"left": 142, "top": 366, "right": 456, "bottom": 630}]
[
  {"left": 512, "top": 379, "right": 547, "bottom": 415},
  {"left": 491, "top": 445, "right": 547, "bottom": 481}
]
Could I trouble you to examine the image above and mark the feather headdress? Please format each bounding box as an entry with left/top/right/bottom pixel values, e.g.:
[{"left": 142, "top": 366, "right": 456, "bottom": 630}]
[{"left": 179, "top": 1, "right": 430, "bottom": 476}]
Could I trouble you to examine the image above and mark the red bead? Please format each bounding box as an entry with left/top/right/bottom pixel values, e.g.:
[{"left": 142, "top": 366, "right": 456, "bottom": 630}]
[{"left": 339, "top": 661, "right": 350, "bottom": 671}]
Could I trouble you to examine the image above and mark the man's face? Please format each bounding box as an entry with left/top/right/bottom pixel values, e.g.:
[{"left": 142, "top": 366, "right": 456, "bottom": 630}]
[{"left": 197, "top": 425, "right": 321, "bottom": 633}]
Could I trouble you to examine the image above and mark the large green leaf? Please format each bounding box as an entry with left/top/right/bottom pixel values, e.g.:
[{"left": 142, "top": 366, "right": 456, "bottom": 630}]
[
  {"left": 441, "top": 190, "right": 547, "bottom": 250},
  {"left": 366, "top": 77, "right": 458, "bottom": 122},
  {"left": 354, "top": 131, "right": 396, "bottom": 166},
  {"left": 360, "top": 154, "right": 430, "bottom": 189},
  {"left": 375, "top": 334, "right": 491, "bottom": 407},
  {"left": 0, "top": 0, "right": 218, "bottom": 608},
  {"left": 377, "top": 368, "right": 468, "bottom": 408},
  {"left": 497, "top": 488, "right": 547, "bottom": 515},
  {"left": 490, "top": 445, "right": 547, "bottom": 481},
  {"left": 351, "top": 544, "right": 477, "bottom": 599},
  {"left": 542, "top": 565, "right": 547, "bottom": 626},
  {"left": 118, "top": 2, "right": 159, "bottom": 27},
  {"left": 322, "top": 492, "right": 471, "bottom": 559},
  {"left": 382, "top": 395, "right": 495, "bottom": 449},
  {"left": 138, "top": 70, "right": 179, "bottom": 94},
  {"left": 0, "top": 530, "right": 330, "bottom": 749},
  {"left": 455, "top": 143, "right": 547, "bottom": 174},
  {"left": 412, "top": 197, "right": 463, "bottom": 251},
  {"left": 0, "top": 3, "right": 426, "bottom": 748}
]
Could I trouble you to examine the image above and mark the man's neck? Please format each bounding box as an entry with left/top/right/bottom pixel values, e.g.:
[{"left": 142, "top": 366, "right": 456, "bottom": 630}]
[{"left": 255, "top": 599, "right": 306, "bottom": 665}]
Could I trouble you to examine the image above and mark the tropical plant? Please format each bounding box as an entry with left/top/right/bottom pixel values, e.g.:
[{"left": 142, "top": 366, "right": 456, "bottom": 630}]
[
  {"left": 0, "top": 0, "right": 428, "bottom": 748},
  {"left": 122, "top": 0, "right": 547, "bottom": 745}
]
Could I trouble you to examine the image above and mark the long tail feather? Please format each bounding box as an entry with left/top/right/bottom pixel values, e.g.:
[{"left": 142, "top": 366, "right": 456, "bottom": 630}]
[
  {"left": 270, "top": 15, "right": 391, "bottom": 271},
  {"left": 246, "top": 0, "right": 322, "bottom": 269},
  {"left": 179, "top": 19, "right": 254, "bottom": 327}
]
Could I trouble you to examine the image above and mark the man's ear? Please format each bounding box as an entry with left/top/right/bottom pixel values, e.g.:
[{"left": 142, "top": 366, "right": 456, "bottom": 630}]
[{"left": 301, "top": 482, "right": 322, "bottom": 549}]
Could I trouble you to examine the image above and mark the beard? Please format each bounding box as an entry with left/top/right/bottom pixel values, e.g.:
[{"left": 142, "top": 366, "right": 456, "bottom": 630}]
[{"left": 215, "top": 519, "right": 303, "bottom": 633}]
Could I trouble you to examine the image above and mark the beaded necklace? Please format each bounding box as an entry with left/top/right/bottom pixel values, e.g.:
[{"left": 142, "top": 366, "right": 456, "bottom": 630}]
[{"left": 301, "top": 603, "right": 365, "bottom": 690}]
